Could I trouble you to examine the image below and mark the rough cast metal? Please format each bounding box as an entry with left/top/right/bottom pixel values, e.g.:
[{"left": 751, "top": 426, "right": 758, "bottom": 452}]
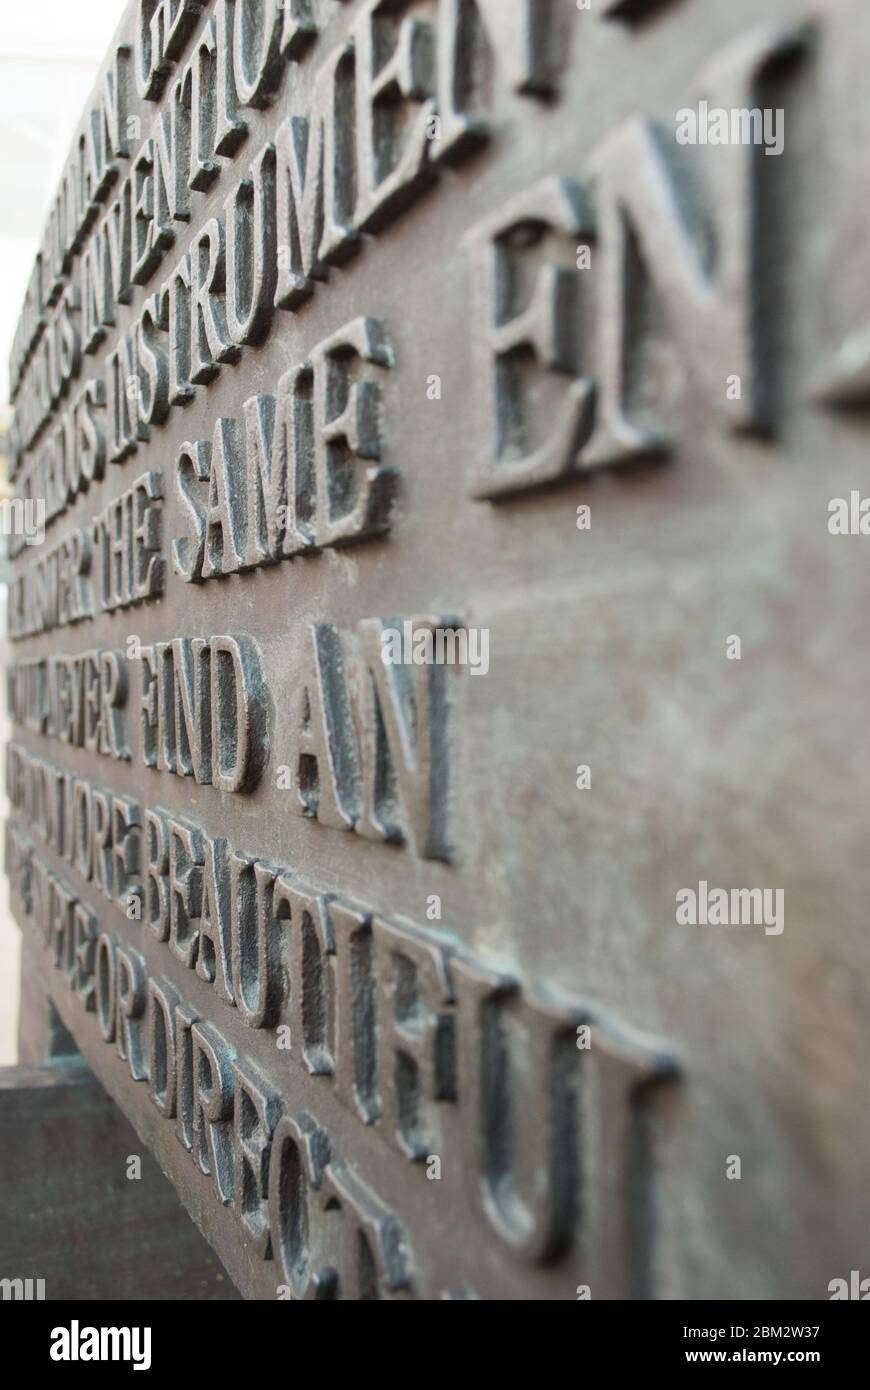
[{"left": 5, "top": 0, "right": 870, "bottom": 1301}]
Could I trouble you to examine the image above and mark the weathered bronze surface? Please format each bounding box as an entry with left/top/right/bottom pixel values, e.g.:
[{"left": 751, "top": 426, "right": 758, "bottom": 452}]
[{"left": 5, "top": 0, "right": 870, "bottom": 1300}]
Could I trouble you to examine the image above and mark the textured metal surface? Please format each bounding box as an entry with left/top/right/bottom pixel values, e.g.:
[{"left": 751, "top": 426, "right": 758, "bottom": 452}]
[{"left": 4, "top": 0, "right": 870, "bottom": 1300}]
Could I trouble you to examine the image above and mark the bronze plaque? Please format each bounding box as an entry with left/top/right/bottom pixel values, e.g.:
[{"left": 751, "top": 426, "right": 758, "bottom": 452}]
[{"left": 5, "top": 0, "right": 870, "bottom": 1300}]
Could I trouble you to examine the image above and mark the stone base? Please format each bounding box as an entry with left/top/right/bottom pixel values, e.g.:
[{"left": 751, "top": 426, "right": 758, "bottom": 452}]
[{"left": 0, "top": 1061, "right": 239, "bottom": 1301}]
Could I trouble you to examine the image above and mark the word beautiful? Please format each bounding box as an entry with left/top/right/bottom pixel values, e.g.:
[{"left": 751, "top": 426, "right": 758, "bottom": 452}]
[
  {"left": 11, "top": 0, "right": 856, "bottom": 1305},
  {"left": 6, "top": 796, "right": 677, "bottom": 1301}
]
